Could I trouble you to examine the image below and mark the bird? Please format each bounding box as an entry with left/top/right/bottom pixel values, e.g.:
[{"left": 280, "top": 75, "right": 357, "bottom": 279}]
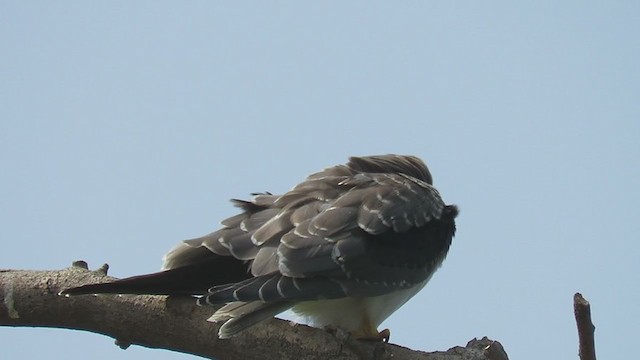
[{"left": 60, "top": 154, "right": 458, "bottom": 341}]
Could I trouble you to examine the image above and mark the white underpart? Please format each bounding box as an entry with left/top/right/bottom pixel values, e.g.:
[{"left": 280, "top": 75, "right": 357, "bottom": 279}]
[{"left": 291, "top": 279, "right": 429, "bottom": 332}]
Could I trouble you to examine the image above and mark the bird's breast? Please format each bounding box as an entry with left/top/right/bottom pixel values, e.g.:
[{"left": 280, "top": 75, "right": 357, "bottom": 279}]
[{"left": 291, "top": 279, "right": 429, "bottom": 332}]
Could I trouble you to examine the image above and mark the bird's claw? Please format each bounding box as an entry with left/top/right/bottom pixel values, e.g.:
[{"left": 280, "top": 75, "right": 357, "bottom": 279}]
[{"left": 358, "top": 328, "right": 390, "bottom": 343}]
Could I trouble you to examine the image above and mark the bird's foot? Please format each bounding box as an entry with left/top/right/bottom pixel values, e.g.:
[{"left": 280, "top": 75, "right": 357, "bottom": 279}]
[{"left": 357, "top": 328, "right": 390, "bottom": 343}]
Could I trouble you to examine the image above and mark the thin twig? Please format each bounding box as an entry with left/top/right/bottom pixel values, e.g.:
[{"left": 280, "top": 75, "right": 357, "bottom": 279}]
[{"left": 573, "top": 293, "right": 596, "bottom": 360}]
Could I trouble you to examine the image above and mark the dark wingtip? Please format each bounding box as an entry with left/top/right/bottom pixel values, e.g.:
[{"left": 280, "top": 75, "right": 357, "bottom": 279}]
[
  {"left": 59, "top": 258, "right": 249, "bottom": 297},
  {"left": 58, "top": 282, "right": 116, "bottom": 296},
  {"left": 58, "top": 287, "right": 90, "bottom": 297}
]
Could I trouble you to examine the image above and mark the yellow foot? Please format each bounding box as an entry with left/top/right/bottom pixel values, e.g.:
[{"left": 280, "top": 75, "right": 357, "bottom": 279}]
[{"left": 356, "top": 328, "right": 390, "bottom": 343}]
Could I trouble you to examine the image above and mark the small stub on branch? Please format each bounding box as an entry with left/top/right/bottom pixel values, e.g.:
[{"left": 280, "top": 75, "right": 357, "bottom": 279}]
[
  {"left": 574, "top": 292, "right": 596, "bottom": 360},
  {"left": 97, "top": 263, "right": 110, "bottom": 275},
  {"left": 483, "top": 340, "right": 509, "bottom": 360},
  {"left": 71, "top": 260, "right": 89, "bottom": 270},
  {"left": 115, "top": 338, "right": 132, "bottom": 350}
]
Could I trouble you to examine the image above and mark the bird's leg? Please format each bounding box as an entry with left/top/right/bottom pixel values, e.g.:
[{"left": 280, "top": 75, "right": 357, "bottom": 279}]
[
  {"left": 354, "top": 328, "right": 390, "bottom": 342},
  {"left": 352, "top": 316, "right": 391, "bottom": 342}
]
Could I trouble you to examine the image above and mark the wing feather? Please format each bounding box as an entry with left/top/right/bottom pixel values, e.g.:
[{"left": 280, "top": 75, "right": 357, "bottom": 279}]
[
  {"left": 250, "top": 245, "right": 280, "bottom": 276},
  {"left": 251, "top": 209, "right": 293, "bottom": 245},
  {"left": 308, "top": 206, "right": 359, "bottom": 237}
]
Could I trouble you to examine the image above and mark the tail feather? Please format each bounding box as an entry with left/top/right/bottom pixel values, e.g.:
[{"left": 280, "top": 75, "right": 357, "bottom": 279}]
[
  {"left": 60, "top": 255, "right": 251, "bottom": 296},
  {"left": 210, "top": 301, "right": 293, "bottom": 339}
]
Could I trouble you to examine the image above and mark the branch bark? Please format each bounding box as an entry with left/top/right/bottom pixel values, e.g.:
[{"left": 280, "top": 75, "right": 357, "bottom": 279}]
[
  {"left": 573, "top": 293, "right": 596, "bottom": 360},
  {"left": 0, "top": 262, "right": 507, "bottom": 360}
]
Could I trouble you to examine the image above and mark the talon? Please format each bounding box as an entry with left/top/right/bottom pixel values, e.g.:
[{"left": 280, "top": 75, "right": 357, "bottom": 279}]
[
  {"left": 379, "top": 328, "right": 390, "bottom": 342},
  {"left": 357, "top": 328, "right": 390, "bottom": 342}
]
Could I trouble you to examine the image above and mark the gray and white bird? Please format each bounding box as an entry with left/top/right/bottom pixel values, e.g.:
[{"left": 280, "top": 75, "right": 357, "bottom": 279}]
[{"left": 61, "top": 155, "right": 458, "bottom": 341}]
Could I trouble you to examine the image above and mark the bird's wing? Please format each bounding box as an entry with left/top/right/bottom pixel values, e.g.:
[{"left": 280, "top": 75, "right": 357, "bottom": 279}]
[{"left": 193, "top": 156, "right": 457, "bottom": 305}]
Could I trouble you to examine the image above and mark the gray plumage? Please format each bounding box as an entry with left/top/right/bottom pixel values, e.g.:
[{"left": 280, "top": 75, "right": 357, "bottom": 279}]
[{"left": 165, "top": 154, "right": 458, "bottom": 338}]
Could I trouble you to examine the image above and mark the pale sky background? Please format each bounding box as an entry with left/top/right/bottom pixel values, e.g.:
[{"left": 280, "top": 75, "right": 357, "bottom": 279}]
[{"left": 1, "top": 2, "right": 638, "bottom": 359}]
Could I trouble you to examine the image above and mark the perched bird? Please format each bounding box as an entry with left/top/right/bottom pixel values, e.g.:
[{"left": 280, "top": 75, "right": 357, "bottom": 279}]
[{"left": 61, "top": 155, "right": 458, "bottom": 341}]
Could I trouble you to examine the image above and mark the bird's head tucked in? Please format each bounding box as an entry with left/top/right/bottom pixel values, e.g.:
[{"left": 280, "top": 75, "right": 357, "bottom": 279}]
[{"left": 61, "top": 154, "right": 458, "bottom": 341}]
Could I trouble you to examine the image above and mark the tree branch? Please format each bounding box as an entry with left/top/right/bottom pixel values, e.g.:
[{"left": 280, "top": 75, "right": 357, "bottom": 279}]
[
  {"left": 573, "top": 293, "right": 596, "bottom": 360},
  {"left": 0, "top": 262, "right": 507, "bottom": 360}
]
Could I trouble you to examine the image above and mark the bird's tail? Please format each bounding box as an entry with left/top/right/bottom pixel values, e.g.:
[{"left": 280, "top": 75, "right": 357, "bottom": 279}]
[
  {"left": 209, "top": 301, "right": 294, "bottom": 339},
  {"left": 60, "top": 254, "right": 251, "bottom": 296}
]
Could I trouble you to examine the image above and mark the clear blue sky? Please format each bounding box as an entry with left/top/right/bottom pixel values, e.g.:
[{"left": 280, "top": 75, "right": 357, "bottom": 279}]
[{"left": 1, "top": 2, "right": 638, "bottom": 359}]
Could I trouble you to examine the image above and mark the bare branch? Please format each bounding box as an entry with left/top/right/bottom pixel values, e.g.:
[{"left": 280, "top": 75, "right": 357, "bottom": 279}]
[
  {"left": 1, "top": 263, "right": 506, "bottom": 360},
  {"left": 573, "top": 293, "right": 596, "bottom": 360}
]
